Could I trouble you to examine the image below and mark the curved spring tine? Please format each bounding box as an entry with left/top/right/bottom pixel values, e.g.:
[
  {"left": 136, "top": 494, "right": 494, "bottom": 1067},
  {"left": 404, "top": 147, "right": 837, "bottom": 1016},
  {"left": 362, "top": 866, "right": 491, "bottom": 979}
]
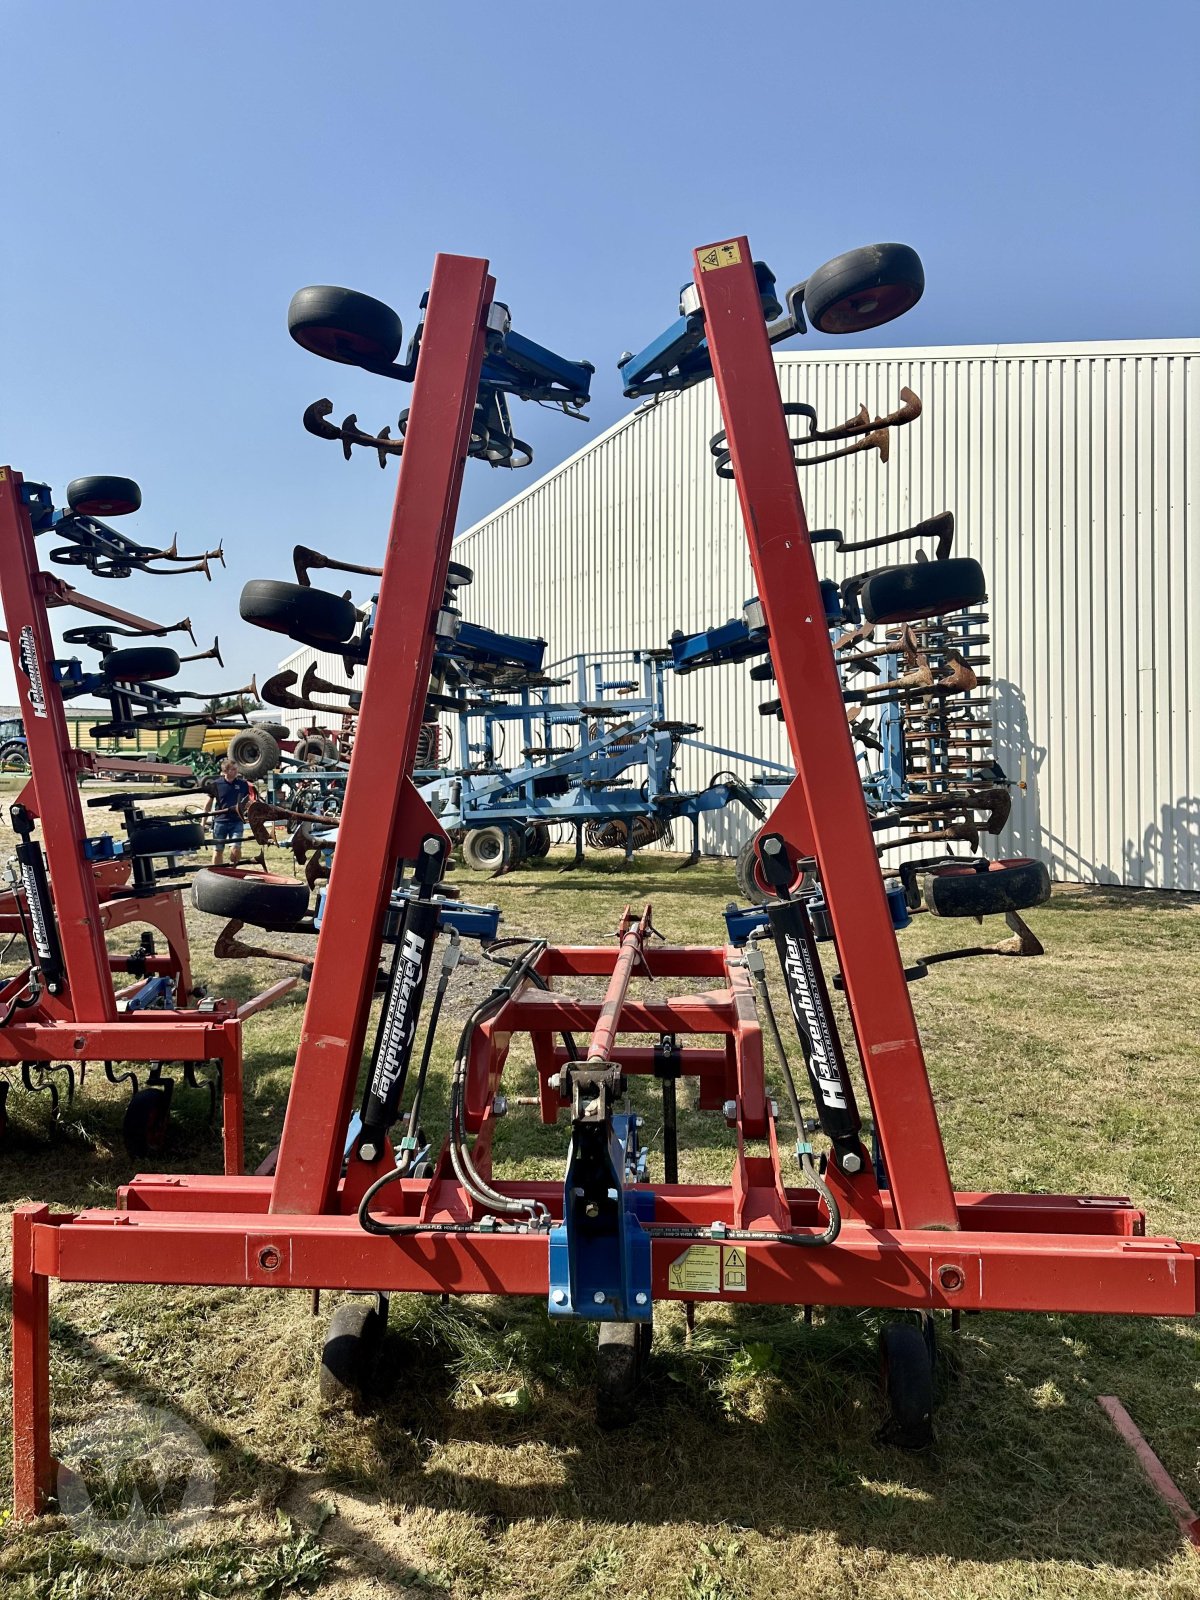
[
  {"left": 806, "top": 386, "right": 923, "bottom": 444},
  {"left": 303, "top": 399, "right": 405, "bottom": 466},
  {"left": 794, "top": 428, "right": 890, "bottom": 469},
  {"left": 261, "top": 670, "right": 304, "bottom": 710}
]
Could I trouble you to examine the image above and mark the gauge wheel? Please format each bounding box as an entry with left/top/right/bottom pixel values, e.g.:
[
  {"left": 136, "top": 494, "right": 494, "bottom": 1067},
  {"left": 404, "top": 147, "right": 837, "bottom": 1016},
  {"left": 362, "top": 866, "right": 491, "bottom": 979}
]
[
  {"left": 123, "top": 1085, "right": 172, "bottom": 1159},
  {"left": 66, "top": 475, "right": 142, "bottom": 517},
  {"left": 318, "top": 1294, "right": 388, "bottom": 1408},
  {"left": 879, "top": 1321, "right": 935, "bottom": 1449},
  {"left": 803, "top": 243, "right": 924, "bottom": 335},
  {"left": 288, "top": 285, "right": 404, "bottom": 368}
]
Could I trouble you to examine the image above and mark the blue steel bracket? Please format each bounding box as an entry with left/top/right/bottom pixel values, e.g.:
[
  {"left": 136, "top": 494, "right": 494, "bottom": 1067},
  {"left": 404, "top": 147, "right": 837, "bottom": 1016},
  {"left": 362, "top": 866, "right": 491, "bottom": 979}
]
[
  {"left": 618, "top": 262, "right": 782, "bottom": 398},
  {"left": 548, "top": 1104, "right": 653, "bottom": 1323},
  {"left": 724, "top": 902, "right": 771, "bottom": 946}
]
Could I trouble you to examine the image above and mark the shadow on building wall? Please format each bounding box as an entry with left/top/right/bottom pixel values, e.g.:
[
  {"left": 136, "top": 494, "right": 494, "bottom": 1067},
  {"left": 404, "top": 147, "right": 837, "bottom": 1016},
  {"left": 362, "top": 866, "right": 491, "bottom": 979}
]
[{"left": 1115, "top": 795, "right": 1200, "bottom": 893}]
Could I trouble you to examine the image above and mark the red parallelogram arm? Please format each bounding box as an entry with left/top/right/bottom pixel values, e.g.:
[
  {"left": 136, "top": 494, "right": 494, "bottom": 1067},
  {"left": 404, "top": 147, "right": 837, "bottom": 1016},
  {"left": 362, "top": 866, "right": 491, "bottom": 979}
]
[
  {"left": 693, "top": 239, "right": 957, "bottom": 1231},
  {"left": 270, "top": 255, "right": 494, "bottom": 1215}
]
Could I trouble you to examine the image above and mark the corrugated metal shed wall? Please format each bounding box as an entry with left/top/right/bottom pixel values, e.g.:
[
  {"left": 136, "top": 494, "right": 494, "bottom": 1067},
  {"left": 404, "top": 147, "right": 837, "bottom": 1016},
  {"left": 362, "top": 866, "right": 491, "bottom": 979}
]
[{"left": 446, "top": 341, "right": 1198, "bottom": 890}]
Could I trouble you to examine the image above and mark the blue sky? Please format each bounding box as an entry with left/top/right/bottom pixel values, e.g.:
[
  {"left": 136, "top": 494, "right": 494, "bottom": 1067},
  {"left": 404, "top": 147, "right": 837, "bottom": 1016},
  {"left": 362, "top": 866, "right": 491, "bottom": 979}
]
[{"left": 1, "top": 0, "right": 1196, "bottom": 702}]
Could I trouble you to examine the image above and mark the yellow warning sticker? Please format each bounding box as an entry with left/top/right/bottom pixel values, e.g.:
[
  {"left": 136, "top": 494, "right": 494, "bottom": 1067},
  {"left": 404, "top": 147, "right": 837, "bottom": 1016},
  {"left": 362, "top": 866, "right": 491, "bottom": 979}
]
[
  {"left": 722, "top": 1246, "right": 747, "bottom": 1292},
  {"left": 697, "top": 241, "right": 743, "bottom": 272},
  {"left": 668, "top": 1244, "right": 722, "bottom": 1294}
]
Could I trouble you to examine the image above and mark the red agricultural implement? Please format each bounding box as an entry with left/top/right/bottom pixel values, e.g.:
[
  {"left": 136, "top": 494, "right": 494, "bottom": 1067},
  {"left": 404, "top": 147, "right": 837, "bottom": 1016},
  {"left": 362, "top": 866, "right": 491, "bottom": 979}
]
[
  {"left": 11, "top": 240, "right": 1198, "bottom": 1517},
  {"left": 0, "top": 471, "right": 295, "bottom": 1160}
]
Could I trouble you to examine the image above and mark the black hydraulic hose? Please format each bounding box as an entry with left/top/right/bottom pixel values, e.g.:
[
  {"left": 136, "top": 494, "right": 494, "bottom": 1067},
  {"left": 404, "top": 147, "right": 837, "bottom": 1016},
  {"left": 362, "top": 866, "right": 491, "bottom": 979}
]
[
  {"left": 742, "top": 937, "right": 841, "bottom": 1246},
  {"left": 400, "top": 933, "right": 459, "bottom": 1153},
  {"left": 360, "top": 941, "right": 549, "bottom": 1235}
]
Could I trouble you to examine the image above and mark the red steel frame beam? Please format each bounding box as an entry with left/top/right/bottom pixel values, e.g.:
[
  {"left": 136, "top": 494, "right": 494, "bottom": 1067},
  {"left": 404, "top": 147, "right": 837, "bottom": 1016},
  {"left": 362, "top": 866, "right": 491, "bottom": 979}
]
[
  {"left": 0, "top": 467, "right": 115, "bottom": 1016},
  {"left": 270, "top": 253, "right": 494, "bottom": 1214},
  {"left": 692, "top": 240, "right": 957, "bottom": 1231}
]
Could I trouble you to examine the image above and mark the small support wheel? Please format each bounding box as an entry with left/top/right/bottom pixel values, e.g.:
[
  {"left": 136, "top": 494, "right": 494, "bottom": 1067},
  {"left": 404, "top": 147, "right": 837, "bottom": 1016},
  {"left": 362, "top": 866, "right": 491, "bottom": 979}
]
[
  {"left": 66, "top": 475, "right": 142, "bottom": 517},
  {"left": 288, "top": 285, "right": 404, "bottom": 369},
  {"left": 318, "top": 1294, "right": 389, "bottom": 1408},
  {"left": 879, "top": 1320, "right": 935, "bottom": 1450},
  {"left": 596, "top": 1319, "right": 652, "bottom": 1430},
  {"left": 123, "top": 1084, "right": 173, "bottom": 1159},
  {"left": 461, "top": 825, "right": 513, "bottom": 874}
]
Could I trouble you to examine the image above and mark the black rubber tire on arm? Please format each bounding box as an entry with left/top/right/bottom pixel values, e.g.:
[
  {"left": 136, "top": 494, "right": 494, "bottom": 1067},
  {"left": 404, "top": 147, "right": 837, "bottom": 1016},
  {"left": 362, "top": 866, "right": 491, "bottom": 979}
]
[
  {"left": 288, "top": 285, "right": 404, "bottom": 368},
  {"left": 921, "top": 857, "right": 1051, "bottom": 918},
  {"left": 227, "top": 728, "right": 281, "bottom": 779},
  {"left": 879, "top": 1321, "right": 934, "bottom": 1449},
  {"left": 318, "top": 1296, "right": 388, "bottom": 1408},
  {"left": 101, "top": 646, "right": 180, "bottom": 684},
  {"left": 239, "top": 580, "right": 357, "bottom": 647},
  {"left": 123, "top": 1085, "right": 172, "bottom": 1159},
  {"left": 259, "top": 721, "right": 291, "bottom": 744},
  {"left": 860, "top": 558, "right": 987, "bottom": 625},
  {"left": 191, "top": 867, "right": 310, "bottom": 930},
  {"left": 126, "top": 817, "right": 204, "bottom": 857},
  {"left": 66, "top": 475, "right": 142, "bottom": 517},
  {"left": 803, "top": 244, "right": 924, "bottom": 335}
]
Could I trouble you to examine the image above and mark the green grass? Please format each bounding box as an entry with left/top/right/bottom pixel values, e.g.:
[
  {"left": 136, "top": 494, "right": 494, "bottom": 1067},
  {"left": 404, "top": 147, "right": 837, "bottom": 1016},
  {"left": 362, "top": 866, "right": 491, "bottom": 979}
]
[{"left": 1, "top": 848, "right": 1198, "bottom": 1600}]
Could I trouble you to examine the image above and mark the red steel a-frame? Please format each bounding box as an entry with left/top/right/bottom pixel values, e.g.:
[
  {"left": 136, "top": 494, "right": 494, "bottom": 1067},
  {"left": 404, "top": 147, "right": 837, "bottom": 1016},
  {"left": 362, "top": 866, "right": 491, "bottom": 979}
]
[{"left": 11, "top": 242, "right": 1197, "bottom": 1520}]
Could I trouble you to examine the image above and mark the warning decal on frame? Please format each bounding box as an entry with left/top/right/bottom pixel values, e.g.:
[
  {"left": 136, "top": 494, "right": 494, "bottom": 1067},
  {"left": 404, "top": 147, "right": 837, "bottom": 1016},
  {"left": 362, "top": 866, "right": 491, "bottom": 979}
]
[
  {"left": 668, "top": 1245, "right": 721, "bottom": 1294},
  {"left": 666, "top": 1244, "right": 749, "bottom": 1294},
  {"left": 698, "top": 241, "right": 742, "bottom": 271},
  {"left": 722, "top": 1246, "right": 747, "bottom": 1292}
]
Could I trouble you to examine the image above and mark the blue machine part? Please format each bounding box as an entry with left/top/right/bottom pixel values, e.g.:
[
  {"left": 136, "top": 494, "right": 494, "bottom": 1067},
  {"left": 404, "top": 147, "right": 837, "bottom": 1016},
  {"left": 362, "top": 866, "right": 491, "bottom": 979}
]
[
  {"left": 116, "top": 974, "right": 176, "bottom": 1012},
  {"left": 313, "top": 885, "right": 501, "bottom": 943},
  {"left": 618, "top": 262, "right": 782, "bottom": 398},
  {"left": 669, "top": 598, "right": 770, "bottom": 672},
  {"left": 83, "top": 834, "right": 128, "bottom": 862},
  {"left": 548, "top": 1111, "right": 653, "bottom": 1323},
  {"left": 723, "top": 902, "right": 771, "bottom": 946},
  {"left": 450, "top": 620, "right": 546, "bottom": 674}
]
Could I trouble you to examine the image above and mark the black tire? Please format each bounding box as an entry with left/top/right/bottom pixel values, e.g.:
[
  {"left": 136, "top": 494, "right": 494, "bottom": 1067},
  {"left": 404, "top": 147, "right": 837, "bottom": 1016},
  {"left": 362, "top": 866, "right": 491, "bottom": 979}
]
[
  {"left": 66, "top": 475, "right": 142, "bottom": 518},
  {"left": 101, "top": 646, "right": 180, "bottom": 684},
  {"left": 860, "top": 558, "right": 987, "bottom": 626},
  {"left": 258, "top": 721, "right": 291, "bottom": 744},
  {"left": 239, "top": 579, "right": 357, "bottom": 649},
  {"left": 735, "top": 836, "right": 769, "bottom": 905},
  {"left": 190, "top": 867, "right": 310, "bottom": 930},
  {"left": 921, "top": 857, "right": 1051, "bottom": 918},
  {"left": 288, "top": 285, "right": 404, "bottom": 368},
  {"left": 461, "top": 826, "right": 512, "bottom": 873},
  {"left": 734, "top": 831, "right": 814, "bottom": 904},
  {"left": 227, "top": 728, "right": 281, "bottom": 780},
  {"left": 524, "top": 822, "right": 551, "bottom": 859},
  {"left": 596, "top": 1319, "right": 651, "bottom": 1430},
  {"left": 298, "top": 734, "right": 337, "bottom": 764},
  {"left": 879, "top": 1321, "right": 934, "bottom": 1449},
  {"left": 0, "top": 741, "right": 30, "bottom": 774},
  {"left": 126, "top": 817, "right": 204, "bottom": 857},
  {"left": 318, "top": 1296, "right": 388, "bottom": 1408},
  {"left": 123, "top": 1085, "right": 172, "bottom": 1159},
  {"left": 803, "top": 243, "right": 924, "bottom": 335}
]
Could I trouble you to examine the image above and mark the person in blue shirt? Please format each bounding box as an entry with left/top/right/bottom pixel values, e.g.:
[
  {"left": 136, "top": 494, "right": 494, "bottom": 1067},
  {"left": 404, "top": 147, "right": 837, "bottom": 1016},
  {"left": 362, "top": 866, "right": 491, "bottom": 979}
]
[{"left": 204, "top": 760, "right": 251, "bottom": 866}]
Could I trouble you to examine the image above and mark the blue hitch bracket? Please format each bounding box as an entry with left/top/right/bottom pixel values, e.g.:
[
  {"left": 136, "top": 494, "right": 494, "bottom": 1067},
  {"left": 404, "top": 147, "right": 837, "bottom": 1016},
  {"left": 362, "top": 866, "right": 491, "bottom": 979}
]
[{"left": 548, "top": 1110, "right": 653, "bottom": 1323}]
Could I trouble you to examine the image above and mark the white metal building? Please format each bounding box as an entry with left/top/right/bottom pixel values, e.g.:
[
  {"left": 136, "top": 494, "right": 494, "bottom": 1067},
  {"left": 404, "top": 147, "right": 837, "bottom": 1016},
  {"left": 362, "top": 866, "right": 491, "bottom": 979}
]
[{"left": 277, "top": 339, "right": 1199, "bottom": 890}]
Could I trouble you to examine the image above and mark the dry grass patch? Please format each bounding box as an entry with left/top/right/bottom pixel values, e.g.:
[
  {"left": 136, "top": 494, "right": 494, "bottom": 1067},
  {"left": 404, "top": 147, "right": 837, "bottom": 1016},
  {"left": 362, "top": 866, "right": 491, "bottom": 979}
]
[{"left": 0, "top": 842, "right": 1198, "bottom": 1598}]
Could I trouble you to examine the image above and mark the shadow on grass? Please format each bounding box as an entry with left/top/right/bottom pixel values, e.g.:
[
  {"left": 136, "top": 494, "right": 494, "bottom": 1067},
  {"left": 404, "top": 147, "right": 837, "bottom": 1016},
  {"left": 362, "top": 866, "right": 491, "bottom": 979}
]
[{"left": 292, "top": 1294, "right": 1195, "bottom": 1574}]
